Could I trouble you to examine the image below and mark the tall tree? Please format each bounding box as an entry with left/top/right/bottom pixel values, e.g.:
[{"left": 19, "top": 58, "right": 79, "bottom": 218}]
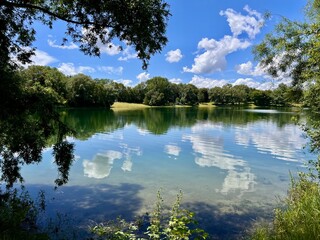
[{"left": 253, "top": 0, "right": 320, "bottom": 110}]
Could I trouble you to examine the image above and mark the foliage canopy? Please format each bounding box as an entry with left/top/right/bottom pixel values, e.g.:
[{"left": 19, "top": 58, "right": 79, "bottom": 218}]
[
  {"left": 253, "top": 0, "right": 320, "bottom": 111},
  {"left": 0, "top": 0, "right": 170, "bottom": 70}
]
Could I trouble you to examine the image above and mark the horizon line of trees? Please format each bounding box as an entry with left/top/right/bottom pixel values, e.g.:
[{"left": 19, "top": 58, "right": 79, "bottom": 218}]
[{"left": 18, "top": 65, "right": 306, "bottom": 109}]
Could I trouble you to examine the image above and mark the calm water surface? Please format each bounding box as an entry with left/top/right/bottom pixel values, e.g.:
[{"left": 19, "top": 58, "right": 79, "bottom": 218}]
[{"left": 22, "top": 107, "right": 314, "bottom": 238}]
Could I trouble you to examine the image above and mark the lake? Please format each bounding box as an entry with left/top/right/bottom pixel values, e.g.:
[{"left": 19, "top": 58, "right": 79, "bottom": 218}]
[{"left": 21, "top": 107, "right": 314, "bottom": 239}]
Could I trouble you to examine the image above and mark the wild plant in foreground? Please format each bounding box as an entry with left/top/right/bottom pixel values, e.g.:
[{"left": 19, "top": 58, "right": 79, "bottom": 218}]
[
  {"left": 90, "top": 190, "right": 208, "bottom": 239},
  {"left": 250, "top": 165, "right": 320, "bottom": 240}
]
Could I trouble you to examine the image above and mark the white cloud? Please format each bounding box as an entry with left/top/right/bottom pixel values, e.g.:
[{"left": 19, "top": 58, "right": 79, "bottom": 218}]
[
  {"left": 30, "top": 49, "right": 58, "bottom": 66},
  {"left": 48, "top": 39, "right": 78, "bottom": 50},
  {"left": 235, "top": 59, "right": 293, "bottom": 88},
  {"left": 189, "top": 75, "right": 278, "bottom": 90},
  {"left": 98, "top": 66, "right": 123, "bottom": 75},
  {"left": 189, "top": 75, "right": 229, "bottom": 88},
  {"left": 169, "top": 78, "right": 183, "bottom": 84},
  {"left": 82, "top": 27, "right": 121, "bottom": 56},
  {"left": 118, "top": 45, "right": 137, "bottom": 61},
  {"left": 116, "top": 79, "right": 133, "bottom": 86},
  {"left": 58, "top": 62, "right": 95, "bottom": 76},
  {"left": 99, "top": 42, "right": 122, "bottom": 55},
  {"left": 232, "top": 78, "right": 275, "bottom": 90},
  {"left": 137, "top": 72, "right": 150, "bottom": 82},
  {"left": 165, "top": 49, "right": 183, "bottom": 63},
  {"left": 236, "top": 61, "right": 265, "bottom": 76},
  {"left": 220, "top": 5, "right": 264, "bottom": 39},
  {"left": 183, "top": 36, "right": 250, "bottom": 74}
]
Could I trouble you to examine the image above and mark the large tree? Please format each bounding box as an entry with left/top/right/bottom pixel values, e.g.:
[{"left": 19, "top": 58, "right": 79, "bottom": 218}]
[
  {"left": 0, "top": 0, "right": 170, "bottom": 70},
  {"left": 253, "top": 0, "right": 320, "bottom": 110}
]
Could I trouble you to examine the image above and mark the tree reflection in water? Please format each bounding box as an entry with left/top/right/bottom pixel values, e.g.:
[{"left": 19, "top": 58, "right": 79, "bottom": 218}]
[
  {"left": 0, "top": 69, "right": 75, "bottom": 189},
  {"left": 0, "top": 96, "right": 306, "bottom": 189}
]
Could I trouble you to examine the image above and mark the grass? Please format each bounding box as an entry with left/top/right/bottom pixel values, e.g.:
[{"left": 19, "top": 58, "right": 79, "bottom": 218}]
[
  {"left": 111, "top": 102, "right": 150, "bottom": 111},
  {"left": 112, "top": 102, "right": 208, "bottom": 110},
  {"left": 198, "top": 102, "right": 216, "bottom": 107}
]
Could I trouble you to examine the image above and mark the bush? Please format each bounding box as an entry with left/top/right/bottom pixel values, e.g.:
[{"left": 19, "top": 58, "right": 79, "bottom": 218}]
[
  {"left": 90, "top": 190, "right": 208, "bottom": 239},
  {"left": 250, "top": 168, "right": 320, "bottom": 240},
  {"left": 0, "top": 187, "right": 47, "bottom": 239}
]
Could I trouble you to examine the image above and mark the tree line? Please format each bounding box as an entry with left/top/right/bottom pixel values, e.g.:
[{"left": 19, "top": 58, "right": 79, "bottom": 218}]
[{"left": 17, "top": 65, "right": 307, "bottom": 109}]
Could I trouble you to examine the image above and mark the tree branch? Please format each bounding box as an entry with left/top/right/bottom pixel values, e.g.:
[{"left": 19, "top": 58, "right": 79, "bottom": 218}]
[{"left": 1, "top": 0, "right": 94, "bottom": 25}]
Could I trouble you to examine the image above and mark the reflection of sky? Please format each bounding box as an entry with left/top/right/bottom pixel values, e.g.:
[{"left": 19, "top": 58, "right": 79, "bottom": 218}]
[
  {"left": 164, "top": 144, "right": 181, "bottom": 157},
  {"left": 137, "top": 128, "right": 150, "bottom": 136},
  {"left": 235, "top": 122, "right": 306, "bottom": 161},
  {"left": 82, "top": 142, "right": 142, "bottom": 178},
  {"left": 183, "top": 122, "right": 255, "bottom": 194},
  {"left": 220, "top": 168, "right": 255, "bottom": 194},
  {"left": 119, "top": 144, "right": 142, "bottom": 172},
  {"left": 83, "top": 151, "right": 122, "bottom": 179}
]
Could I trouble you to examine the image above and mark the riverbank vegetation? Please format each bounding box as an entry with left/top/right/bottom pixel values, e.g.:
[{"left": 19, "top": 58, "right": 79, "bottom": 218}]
[
  {"left": 3, "top": 64, "right": 311, "bottom": 110},
  {"left": 249, "top": 0, "right": 320, "bottom": 238}
]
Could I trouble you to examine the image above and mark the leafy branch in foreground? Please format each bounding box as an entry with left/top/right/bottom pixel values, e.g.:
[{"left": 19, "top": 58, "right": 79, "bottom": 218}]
[{"left": 90, "top": 190, "right": 208, "bottom": 239}]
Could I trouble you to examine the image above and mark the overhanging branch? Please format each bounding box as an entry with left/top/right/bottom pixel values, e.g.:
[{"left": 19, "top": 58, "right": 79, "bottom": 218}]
[{"left": 1, "top": 0, "right": 94, "bottom": 25}]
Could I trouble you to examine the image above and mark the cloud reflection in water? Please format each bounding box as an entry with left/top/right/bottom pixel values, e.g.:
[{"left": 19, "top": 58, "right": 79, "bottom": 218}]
[
  {"left": 183, "top": 122, "right": 256, "bottom": 194},
  {"left": 235, "top": 122, "right": 306, "bottom": 161},
  {"left": 164, "top": 144, "right": 181, "bottom": 157},
  {"left": 83, "top": 143, "right": 142, "bottom": 178},
  {"left": 83, "top": 151, "right": 122, "bottom": 179}
]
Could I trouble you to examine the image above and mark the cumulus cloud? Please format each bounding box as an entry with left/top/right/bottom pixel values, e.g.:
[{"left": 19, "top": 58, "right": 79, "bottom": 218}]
[
  {"left": 189, "top": 75, "right": 229, "bottom": 88},
  {"left": 98, "top": 66, "right": 123, "bottom": 75},
  {"left": 169, "top": 78, "right": 183, "bottom": 84},
  {"left": 115, "top": 79, "right": 134, "bottom": 86},
  {"left": 183, "top": 36, "right": 250, "bottom": 74},
  {"left": 58, "top": 62, "right": 95, "bottom": 76},
  {"left": 183, "top": 6, "right": 262, "bottom": 75},
  {"left": 81, "top": 27, "right": 122, "bottom": 56},
  {"left": 99, "top": 42, "right": 122, "bottom": 55},
  {"left": 235, "top": 59, "right": 293, "bottom": 88},
  {"left": 165, "top": 49, "right": 183, "bottom": 63},
  {"left": 118, "top": 45, "right": 137, "bottom": 61},
  {"left": 137, "top": 72, "right": 150, "bottom": 82},
  {"left": 220, "top": 5, "right": 264, "bottom": 39},
  {"left": 233, "top": 78, "right": 275, "bottom": 90},
  {"left": 30, "top": 49, "right": 58, "bottom": 66},
  {"left": 48, "top": 39, "right": 79, "bottom": 50},
  {"left": 190, "top": 75, "right": 277, "bottom": 91},
  {"left": 236, "top": 61, "right": 265, "bottom": 76}
]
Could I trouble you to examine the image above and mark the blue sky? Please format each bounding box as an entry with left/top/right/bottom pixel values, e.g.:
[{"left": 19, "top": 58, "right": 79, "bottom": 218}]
[{"left": 27, "top": 0, "right": 307, "bottom": 90}]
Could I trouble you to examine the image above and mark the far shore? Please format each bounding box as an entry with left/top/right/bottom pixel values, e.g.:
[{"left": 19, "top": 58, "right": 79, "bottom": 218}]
[{"left": 111, "top": 102, "right": 216, "bottom": 110}]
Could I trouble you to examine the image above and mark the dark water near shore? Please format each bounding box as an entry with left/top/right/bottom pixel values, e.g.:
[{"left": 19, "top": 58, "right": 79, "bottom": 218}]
[{"left": 22, "top": 107, "right": 314, "bottom": 239}]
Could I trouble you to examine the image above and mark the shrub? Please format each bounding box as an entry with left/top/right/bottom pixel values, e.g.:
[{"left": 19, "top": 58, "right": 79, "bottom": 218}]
[
  {"left": 250, "top": 168, "right": 320, "bottom": 240},
  {"left": 0, "top": 187, "right": 47, "bottom": 239},
  {"left": 90, "top": 190, "right": 208, "bottom": 239}
]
